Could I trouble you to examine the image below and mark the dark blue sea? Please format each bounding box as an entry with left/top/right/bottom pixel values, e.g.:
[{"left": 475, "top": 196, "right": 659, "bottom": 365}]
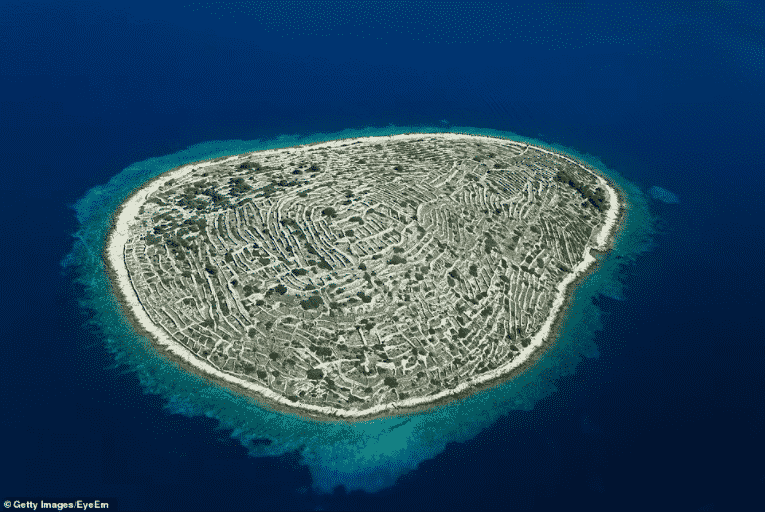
[{"left": 2, "top": 1, "right": 763, "bottom": 511}]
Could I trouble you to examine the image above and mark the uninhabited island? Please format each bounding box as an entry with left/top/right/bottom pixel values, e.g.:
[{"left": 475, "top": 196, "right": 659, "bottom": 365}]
[{"left": 104, "top": 133, "right": 623, "bottom": 421}]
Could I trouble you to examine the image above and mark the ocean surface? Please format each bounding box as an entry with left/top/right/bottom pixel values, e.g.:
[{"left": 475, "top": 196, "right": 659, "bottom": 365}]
[{"left": 2, "top": 1, "right": 763, "bottom": 511}]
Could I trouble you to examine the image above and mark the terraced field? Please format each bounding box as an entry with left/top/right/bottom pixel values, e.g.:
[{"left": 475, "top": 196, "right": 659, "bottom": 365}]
[{"left": 117, "top": 133, "right": 614, "bottom": 418}]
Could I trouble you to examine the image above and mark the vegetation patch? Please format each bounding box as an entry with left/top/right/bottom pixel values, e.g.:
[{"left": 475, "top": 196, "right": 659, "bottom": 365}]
[
  {"left": 306, "top": 368, "right": 324, "bottom": 380},
  {"left": 300, "top": 295, "right": 324, "bottom": 310},
  {"left": 388, "top": 255, "right": 407, "bottom": 265},
  {"left": 384, "top": 376, "right": 399, "bottom": 387}
]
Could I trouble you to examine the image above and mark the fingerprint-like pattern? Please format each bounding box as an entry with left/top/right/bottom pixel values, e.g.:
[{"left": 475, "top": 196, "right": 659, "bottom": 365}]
[{"left": 123, "top": 134, "right": 610, "bottom": 414}]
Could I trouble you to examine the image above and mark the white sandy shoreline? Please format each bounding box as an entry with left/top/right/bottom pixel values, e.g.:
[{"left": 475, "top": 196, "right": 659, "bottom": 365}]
[{"left": 104, "top": 132, "right": 623, "bottom": 421}]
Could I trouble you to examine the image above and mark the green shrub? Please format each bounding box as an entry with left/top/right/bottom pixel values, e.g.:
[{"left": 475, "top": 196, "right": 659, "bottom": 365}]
[
  {"left": 384, "top": 376, "right": 398, "bottom": 387},
  {"left": 300, "top": 295, "right": 324, "bottom": 310},
  {"left": 313, "top": 346, "right": 332, "bottom": 357},
  {"left": 307, "top": 368, "right": 324, "bottom": 380},
  {"left": 238, "top": 161, "right": 261, "bottom": 171},
  {"left": 484, "top": 235, "right": 498, "bottom": 254}
]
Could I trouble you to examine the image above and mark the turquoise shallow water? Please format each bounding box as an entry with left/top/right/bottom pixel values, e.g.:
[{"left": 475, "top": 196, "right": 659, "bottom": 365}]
[
  {"left": 62, "top": 123, "right": 656, "bottom": 493},
  {"left": 647, "top": 186, "right": 680, "bottom": 204}
]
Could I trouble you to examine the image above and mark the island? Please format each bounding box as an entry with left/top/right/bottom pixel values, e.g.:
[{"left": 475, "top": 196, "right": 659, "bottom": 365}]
[{"left": 104, "top": 133, "right": 622, "bottom": 421}]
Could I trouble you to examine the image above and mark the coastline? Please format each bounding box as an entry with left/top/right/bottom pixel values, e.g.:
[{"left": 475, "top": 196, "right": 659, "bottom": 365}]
[{"left": 101, "top": 132, "right": 626, "bottom": 423}]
